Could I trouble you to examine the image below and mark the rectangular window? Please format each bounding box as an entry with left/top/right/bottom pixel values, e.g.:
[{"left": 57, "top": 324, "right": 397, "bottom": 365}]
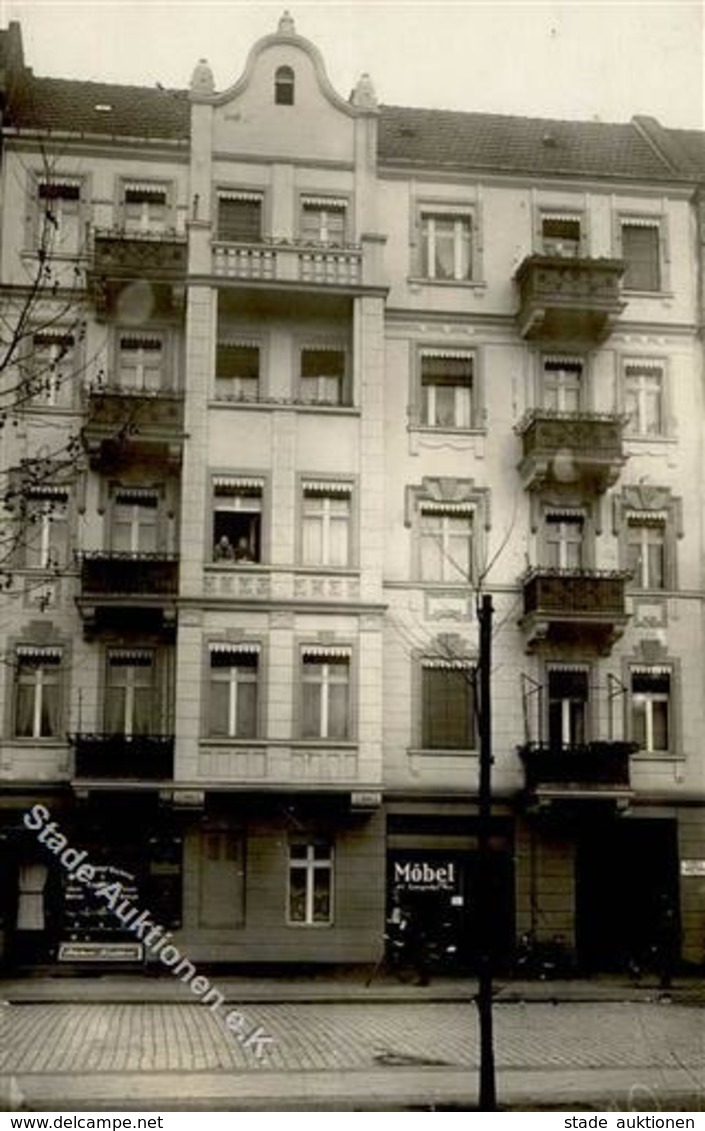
[
  {"left": 217, "top": 193, "right": 262, "bottom": 242},
  {"left": 631, "top": 670, "right": 670, "bottom": 753},
  {"left": 302, "top": 650, "right": 350, "bottom": 740},
  {"left": 626, "top": 516, "right": 666, "bottom": 589},
  {"left": 301, "top": 483, "right": 351, "bottom": 567},
  {"left": 215, "top": 343, "right": 260, "bottom": 402},
  {"left": 37, "top": 178, "right": 82, "bottom": 254},
  {"left": 105, "top": 650, "right": 155, "bottom": 737},
  {"left": 421, "top": 662, "right": 475, "bottom": 750},
  {"left": 24, "top": 489, "right": 69, "bottom": 570},
  {"left": 288, "top": 842, "right": 333, "bottom": 925},
  {"left": 420, "top": 505, "right": 473, "bottom": 582},
  {"left": 541, "top": 215, "right": 581, "bottom": 257},
  {"left": 14, "top": 647, "right": 62, "bottom": 738},
  {"left": 199, "top": 830, "right": 245, "bottom": 928},
  {"left": 543, "top": 358, "right": 583, "bottom": 412},
  {"left": 209, "top": 645, "right": 259, "bottom": 739},
  {"left": 621, "top": 222, "right": 661, "bottom": 291},
  {"left": 300, "top": 198, "right": 347, "bottom": 245},
  {"left": 421, "top": 213, "right": 472, "bottom": 281},
  {"left": 212, "top": 479, "right": 263, "bottom": 562},
  {"left": 421, "top": 352, "right": 473, "bottom": 428},
  {"left": 29, "top": 331, "right": 76, "bottom": 407},
  {"left": 123, "top": 183, "right": 168, "bottom": 233},
  {"left": 548, "top": 668, "right": 588, "bottom": 748},
  {"left": 545, "top": 513, "right": 584, "bottom": 570},
  {"left": 300, "top": 348, "right": 346, "bottom": 406},
  {"left": 118, "top": 335, "right": 164, "bottom": 392},
  {"left": 624, "top": 363, "right": 664, "bottom": 436},
  {"left": 111, "top": 491, "right": 158, "bottom": 554}
]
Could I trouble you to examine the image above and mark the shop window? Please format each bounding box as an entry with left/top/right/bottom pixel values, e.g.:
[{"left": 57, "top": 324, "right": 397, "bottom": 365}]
[
  {"left": 547, "top": 668, "right": 588, "bottom": 748},
  {"left": 542, "top": 357, "right": 584, "bottom": 412},
  {"left": 620, "top": 220, "right": 662, "bottom": 291},
  {"left": 299, "top": 348, "right": 347, "bottom": 406},
  {"left": 541, "top": 214, "right": 582, "bottom": 257},
  {"left": 301, "top": 482, "right": 351, "bottom": 567},
  {"left": 215, "top": 342, "right": 260, "bottom": 402},
  {"left": 274, "top": 66, "right": 295, "bottom": 106},
  {"left": 105, "top": 649, "right": 155, "bottom": 737},
  {"left": 419, "top": 504, "right": 473, "bottom": 583},
  {"left": 631, "top": 669, "right": 670, "bottom": 753},
  {"left": 420, "top": 351, "right": 473, "bottom": 428},
  {"left": 36, "top": 177, "right": 83, "bottom": 254},
  {"left": 212, "top": 478, "right": 263, "bottom": 563},
  {"left": 421, "top": 660, "right": 475, "bottom": 750},
  {"left": 300, "top": 198, "right": 346, "bottom": 245},
  {"left": 208, "top": 644, "right": 259, "bottom": 739},
  {"left": 623, "top": 362, "right": 664, "bottom": 436},
  {"left": 122, "top": 183, "right": 169, "bottom": 233},
  {"left": 14, "top": 646, "right": 62, "bottom": 738},
  {"left": 24, "top": 488, "right": 69, "bottom": 570},
  {"left": 301, "top": 648, "right": 350, "bottom": 740},
  {"left": 27, "top": 330, "right": 76, "bottom": 407},
  {"left": 111, "top": 490, "right": 159, "bottom": 555},
  {"left": 117, "top": 335, "right": 164, "bottom": 392},
  {"left": 420, "top": 211, "right": 472, "bottom": 281},
  {"left": 626, "top": 515, "right": 666, "bottom": 589},
  {"left": 544, "top": 512, "right": 585, "bottom": 570},
  {"left": 217, "top": 193, "right": 262, "bottom": 242},
  {"left": 288, "top": 841, "right": 333, "bottom": 925}
]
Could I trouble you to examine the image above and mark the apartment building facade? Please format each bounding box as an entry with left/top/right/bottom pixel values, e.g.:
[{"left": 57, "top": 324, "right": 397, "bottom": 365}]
[{"left": 0, "top": 14, "right": 703, "bottom": 972}]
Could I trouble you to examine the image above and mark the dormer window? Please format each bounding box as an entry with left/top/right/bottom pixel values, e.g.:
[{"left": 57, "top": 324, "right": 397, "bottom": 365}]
[{"left": 275, "top": 66, "right": 295, "bottom": 106}]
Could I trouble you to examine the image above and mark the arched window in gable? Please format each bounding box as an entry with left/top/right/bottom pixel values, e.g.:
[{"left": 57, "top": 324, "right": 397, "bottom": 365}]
[{"left": 275, "top": 65, "right": 295, "bottom": 106}]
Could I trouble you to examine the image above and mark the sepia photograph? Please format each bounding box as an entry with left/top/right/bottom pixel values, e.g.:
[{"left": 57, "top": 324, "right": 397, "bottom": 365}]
[{"left": 0, "top": 0, "right": 703, "bottom": 1116}]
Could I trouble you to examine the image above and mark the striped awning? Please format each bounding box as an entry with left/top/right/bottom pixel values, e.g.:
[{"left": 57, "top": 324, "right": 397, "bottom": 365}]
[
  {"left": 422, "top": 657, "right": 474, "bottom": 670},
  {"left": 624, "top": 360, "right": 664, "bottom": 373},
  {"left": 39, "top": 178, "right": 81, "bottom": 190},
  {"left": 119, "top": 335, "right": 162, "bottom": 350},
  {"left": 124, "top": 181, "right": 167, "bottom": 195},
  {"left": 541, "top": 211, "right": 581, "bottom": 223},
  {"left": 218, "top": 190, "right": 262, "bottom": 203},
  {"left": 546, "top": 663, "right": 590, "bottom": 673},
  {"left": 301, "top": 196, "right": 347, "bottom": 210},
  {"left": 621, "top": 216, "right": 660, "bottom": 228},
  {"left": 631, "top": 665, "right": 671, "bottom": 677},
  {"left": 302, "top": 480, "right": 352, "bottom": 495},
  {"left": 108, "top": 650, "right": 153, "bottom": 664},
  {"left": 627, "top": 510, "right": 668, "bottom": 524},
  {"left": 544, "top": 355, "right": 584, "bottom": 368},
  {"left": 546, "top": 508, "right": 586, "bottom": 520},
  {"left": 217, "top": 338, "right": 260, "bottom": 350},
  {"left": 16, "top": 646, "right": 62, "bottom": 661},
  {"left": 213, "top": 476, "right": 264, "bottom": 491},
  {"left": 26, "top": 485, "right": 68, "bottom": 500},
  {"left": 209, "top": 642, "right": 260, "bottom": 656},
  {"left": 420, "top": 348, "right": 473, "bottom": 361},
  {"left": 33, "top": 330, "right": 75, "bottom": 345},
  {"left": 114, "top": 488, "right": 158, "bottom": 503},
  {"left": 302, "top": 646, "right": 351, "bottom": 660},
  {"left": 420, "top": 501, "right": 474, "bottom": 515}
]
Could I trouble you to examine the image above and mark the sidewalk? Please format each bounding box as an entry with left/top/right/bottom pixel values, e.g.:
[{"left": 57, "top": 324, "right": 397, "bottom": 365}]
[{"left": 1, "top": 969, "right": 703, "bottom": 1005}]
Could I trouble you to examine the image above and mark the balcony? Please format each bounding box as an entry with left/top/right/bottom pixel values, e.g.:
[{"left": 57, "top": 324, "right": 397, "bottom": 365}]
[
  {"left": 72, "top": 734, "right": 174, "bottom": 782},
  {"left": 515, "top": 255, "right": 625, "bottom": 343},
  {"left": 82, "top": 386, "right": 185, "bottom": 469},
  {"left": 519, "top": 741, "right": 634, "bottom": 804},
  {"left": 196, "top": 742, "right": 363, "bottom": 789},
  {"left": 520, "top": 567, "right": 629, "bottom": 653},
  {"left": 517, "top": 410, "right": 627, "bottom": 492},
  {"left": 88, "top": 228, "right": 187, "bottom": 316},
  {"left": 77, "top": 552, "right": 179, "bottom": 636},
  {"left": 212, "top": 238, "right": 364, "bottom": 290}
]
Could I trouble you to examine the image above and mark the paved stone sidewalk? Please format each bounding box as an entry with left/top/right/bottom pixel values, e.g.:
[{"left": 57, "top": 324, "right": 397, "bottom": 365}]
[{"left": 1, "top": 1001, "right": 702, "bottom": 1074}]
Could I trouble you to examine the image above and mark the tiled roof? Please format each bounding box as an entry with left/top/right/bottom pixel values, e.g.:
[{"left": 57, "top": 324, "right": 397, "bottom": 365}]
[
  {"left": 665, "top": 128, "right": 705, "bottom": 176},
  {"left": 378, "top": 105, "right": 680, "bottom": 181},
  {"left": 4, "top": 75, "right": 189, "bottom": 142}
]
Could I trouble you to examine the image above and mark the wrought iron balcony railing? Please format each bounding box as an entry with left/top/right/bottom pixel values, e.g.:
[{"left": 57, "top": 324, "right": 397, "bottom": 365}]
[
  {"left": 518, "top": 740, "right": 635, "bottom": 791},
  {"left": 71, "top": 733, "right": 174, "bottom": 781}
]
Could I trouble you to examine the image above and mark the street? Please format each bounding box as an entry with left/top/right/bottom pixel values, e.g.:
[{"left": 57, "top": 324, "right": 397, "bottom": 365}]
[{"left": 0, "top": 998, "right": 703, "bottom": 1111}]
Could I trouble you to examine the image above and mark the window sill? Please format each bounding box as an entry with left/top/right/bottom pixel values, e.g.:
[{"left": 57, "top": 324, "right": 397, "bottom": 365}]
[
  {"left": 624, "top": 433, "right": 676, "bottom": 445},
  {"left": 209, "top": 398, "right": 359, "bottom": 416},
  {"left": 408, "top": 746, "right": 477, "bottom": 758},
  {"left": 631, "top": 750, "right": 684, "bottom": 762},
  {"left": 200, "top": 737, "right": 266, "bottom": 747},
  {"left": 7, "top": 737, "right": 69, "bottom": 747},
  {"left": 292, "top": 739, "right": 358, "bottom": 749},
  {"left": 408, "top": 276, "right": 486, "bottom": 291},
  {"left": 286, "top": 921, "right": 334, "bottom": 929},
  {"left": 293, "top": 566, "right": 360, "bottom": 577},
  {"left": 206, "top": 561, "right": 269, "bottom": 570},
  {"left": 408, "top": 424, "right": 485, "bottom": 437},
  {"left": 621, "top": 288, "right": 674, "bottom": 299}
]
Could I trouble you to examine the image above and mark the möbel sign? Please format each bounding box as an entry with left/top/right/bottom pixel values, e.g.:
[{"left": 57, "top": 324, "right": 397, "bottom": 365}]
[{"left": 393, "top": 860, "right": 457, "bottom": 891}]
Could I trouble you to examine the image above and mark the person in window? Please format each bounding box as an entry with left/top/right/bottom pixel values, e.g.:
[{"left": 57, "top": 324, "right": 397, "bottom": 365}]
[
  {"left": 234, "top": 535, "right": 254, "bottom": 562},
  {"left": 214, "top": 534, "right": 235, "bottom": 561}
]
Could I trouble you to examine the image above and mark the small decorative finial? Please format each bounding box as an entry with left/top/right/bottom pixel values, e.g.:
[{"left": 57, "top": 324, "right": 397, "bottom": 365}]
[
  {"left": 352, "top": 72, "right": 377, "bottom": 109},
  {"left": 190, "top": 58, "right": 214, "bottom": 95},
  {"left": 278, "top": 10, "right": 296, "bottom": 35}
]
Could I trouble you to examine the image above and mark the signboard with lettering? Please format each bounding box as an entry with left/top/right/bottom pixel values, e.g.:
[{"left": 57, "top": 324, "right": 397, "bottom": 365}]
[
  {"left": 58, "top": 941, "right": 143, "bottom": 963},
  {"left": 393, "top": 860, "right": 459, "bottom": 892},
  {"left": 680, "top": 859, "right": 705, "bottom": 877}
]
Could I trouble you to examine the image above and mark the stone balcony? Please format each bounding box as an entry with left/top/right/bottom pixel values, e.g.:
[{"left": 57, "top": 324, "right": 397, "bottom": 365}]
[
  {"left": 82, "top": 386, "right": 185, "bottom": 469},
  {"left": 211, "top": 238, "right": 365, "bottom": 290},
  {"left": 76, "top": 551, "right": 179, "bottom": 636},
  {"left": 71, "top": 733, "right": 174, "bottom": 782},
  {"left": 518, "top": 740, "right": 634, "bottom": 804},
  {"left": 515, "top": 255, "right": 626, "bottom": 342},
  {"left": 520, "top": 567, "right": 630, "bottom": 653},
  {"left": 517, "top": 410, "right": 627, "bottom": 492},
  {"left": 195, "top": 742, "right": 364, "bottom": 789},
  {"left": 88, "top": 228, "right": 187, "bottom": 316}
]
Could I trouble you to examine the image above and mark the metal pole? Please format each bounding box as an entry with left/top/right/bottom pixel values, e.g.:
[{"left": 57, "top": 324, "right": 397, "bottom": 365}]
[{"left": 477, "top": 594, "right": 496, "bottom": 1110}]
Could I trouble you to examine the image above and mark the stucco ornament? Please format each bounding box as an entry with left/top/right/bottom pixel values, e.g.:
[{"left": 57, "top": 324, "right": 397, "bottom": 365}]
[
  {"left": 190, "top": 58, "right": 215, "bottom": 95},
  {"left": 278, "top": 11, "right": 296, "bottom": 35},
  {"left": 352, "top": 72, "right": 378, "bottom": 109}
]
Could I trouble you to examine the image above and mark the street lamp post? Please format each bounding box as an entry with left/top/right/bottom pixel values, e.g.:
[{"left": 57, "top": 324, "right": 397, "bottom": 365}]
[{"left": 477, "top": 593, "right": 497, "bottom": 1110}]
